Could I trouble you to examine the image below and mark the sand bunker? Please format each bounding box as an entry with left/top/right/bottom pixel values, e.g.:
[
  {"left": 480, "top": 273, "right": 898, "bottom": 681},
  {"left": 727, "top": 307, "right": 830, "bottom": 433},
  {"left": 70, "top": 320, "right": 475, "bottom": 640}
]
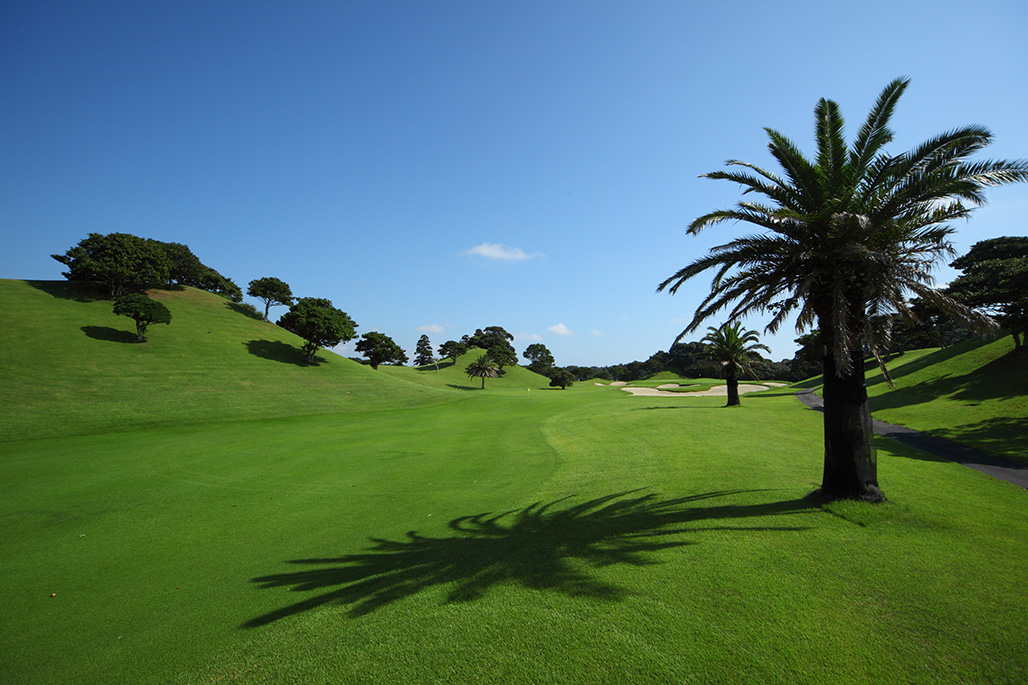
[{"left": 620, "top": 384, "right": 771, "bottom": 397}]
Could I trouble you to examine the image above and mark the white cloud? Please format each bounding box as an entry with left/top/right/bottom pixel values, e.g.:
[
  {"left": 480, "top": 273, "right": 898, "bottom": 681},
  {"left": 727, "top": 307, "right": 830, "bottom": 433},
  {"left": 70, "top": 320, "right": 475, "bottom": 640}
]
[
  {"left": 415, "top": 324, "right": 446, "bottom": 334},
  {"left": 516, "top": 332, "right": 543, "bottom": 342},
  {"left": 548, "top": 323, "right": 573, "bottom": 336},
  {"left": 591, "top": 329, "right": 603, "bottom": 337},
  {"left": 463, "top": 242, "right": 541, "bottom": 261}
]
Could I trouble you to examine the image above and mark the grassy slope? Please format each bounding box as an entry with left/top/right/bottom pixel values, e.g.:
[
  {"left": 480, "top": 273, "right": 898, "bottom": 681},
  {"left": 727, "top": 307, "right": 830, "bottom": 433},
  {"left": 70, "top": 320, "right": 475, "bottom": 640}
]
[
  {"left": 0, "top": 280, "right": 457, "bottom": 441},
  {"left": 866, "top": 336, "right": 1027, "bottom": 462},
  {"left": 2, "top": 280, "right": 1027, "bottom": 683}
]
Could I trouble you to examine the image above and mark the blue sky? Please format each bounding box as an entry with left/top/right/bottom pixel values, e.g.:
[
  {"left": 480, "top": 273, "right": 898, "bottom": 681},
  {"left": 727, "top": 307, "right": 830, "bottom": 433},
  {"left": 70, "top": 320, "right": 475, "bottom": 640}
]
[{"left": 2, "top": 0, "right": 1026, "bottom": 366}]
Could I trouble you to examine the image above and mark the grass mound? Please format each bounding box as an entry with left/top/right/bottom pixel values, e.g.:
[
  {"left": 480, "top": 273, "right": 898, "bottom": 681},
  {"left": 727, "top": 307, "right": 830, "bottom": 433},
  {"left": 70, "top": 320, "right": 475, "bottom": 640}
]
[
  {"left": 0, "top": 280, "right": 456, "bottom": 441},
  {"left": 867, "top": 336, "right": 1027, "bottom": 462}
]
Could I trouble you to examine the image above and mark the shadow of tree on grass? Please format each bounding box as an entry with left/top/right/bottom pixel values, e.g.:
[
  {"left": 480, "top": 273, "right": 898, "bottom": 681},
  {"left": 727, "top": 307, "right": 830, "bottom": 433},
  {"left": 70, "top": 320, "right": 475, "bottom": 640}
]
[
  {"left": 28, "top": 279, "right": 108, "bottom": 302},
  {"left": 81, "top": 325, "right": 137, "bottom": 343},
  {"left": 243, "top": 490, "right": 816, "bottom": 626},
  {"left": 244, "top": 339, "right": 324, "bottom": 366}
]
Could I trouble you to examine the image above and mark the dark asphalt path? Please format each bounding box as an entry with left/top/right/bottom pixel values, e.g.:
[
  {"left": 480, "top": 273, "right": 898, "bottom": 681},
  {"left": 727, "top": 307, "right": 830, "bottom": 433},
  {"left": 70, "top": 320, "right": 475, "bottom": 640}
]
[{"left": 795, "top": 389, "right": 1028, "bottom": 490}]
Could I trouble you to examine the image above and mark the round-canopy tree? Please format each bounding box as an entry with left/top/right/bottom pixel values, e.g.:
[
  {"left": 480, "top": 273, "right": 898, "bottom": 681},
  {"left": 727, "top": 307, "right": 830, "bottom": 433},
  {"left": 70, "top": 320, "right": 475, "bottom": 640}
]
[
  {"left": 698, "top": 322, "right": 769, "bottom": 407},
  {"left": 948, "top": 237, "right": 1028, "bottom": 349},
  {"left": 355, "top": 332, "right": 409, "bottom": 370},
  {"left": 247, "top": 277, "right": 294, "bottom": 321},
  {"left": 438, "top": 340, "right": 468, "bottom": 366},
  {"left": 278, "top": 297, "right": 357, "bottom": 364},
  {"left": 523, "top": 343, "right": 555, "bottom": 376},
  {"left": 658, "top": 78, "right": 1027, "bottom": 502},
  {"left": 112, "top": 293, "right": 172, "bottom": 343},
  {"left": 548, "top": 368, "right": 576, "bottom": 389}
]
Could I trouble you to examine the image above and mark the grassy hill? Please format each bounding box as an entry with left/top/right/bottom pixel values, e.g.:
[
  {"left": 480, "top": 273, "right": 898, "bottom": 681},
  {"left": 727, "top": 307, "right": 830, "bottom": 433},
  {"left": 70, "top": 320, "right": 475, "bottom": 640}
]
[
  {"left": 867, "top": 336, "right": 1027, "bottom": 462},
  {"left": 2, "top": 278, "right": 1027, "bottom": 683},
  {"left": 793, "top": 335, "right": 1027, "bottom": 463},
  {"left": 0, "top": 280, "right": 457, "bottom": 441}
]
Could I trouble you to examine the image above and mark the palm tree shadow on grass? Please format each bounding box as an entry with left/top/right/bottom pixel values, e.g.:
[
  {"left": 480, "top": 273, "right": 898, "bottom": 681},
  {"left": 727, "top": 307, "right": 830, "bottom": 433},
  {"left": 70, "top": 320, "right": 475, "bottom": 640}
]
[{"left": 242, "top": 490, "right": 817, "bottom": 627}]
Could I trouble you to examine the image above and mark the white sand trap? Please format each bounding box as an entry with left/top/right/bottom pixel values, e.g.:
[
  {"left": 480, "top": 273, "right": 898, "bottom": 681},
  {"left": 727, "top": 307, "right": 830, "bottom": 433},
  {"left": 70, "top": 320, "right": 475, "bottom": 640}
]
[{"left": 620, "top": 383, "right": 771, "bottom": 397}]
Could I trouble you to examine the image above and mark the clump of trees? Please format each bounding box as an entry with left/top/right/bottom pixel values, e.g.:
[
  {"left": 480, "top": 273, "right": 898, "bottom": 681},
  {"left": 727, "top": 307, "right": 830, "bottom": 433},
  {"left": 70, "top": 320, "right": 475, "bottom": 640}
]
[
  {"left": 52, "top": 232, "right": 241, "bottom": 301},
  {"left": 278, "top": 297, "right": 357, "bottom": 364},
  {"left": 356, "top": 332, "right": 408, "bottom": 370},
  {"left": 113, "top": 293, "right": 172, "bottom": 342}
]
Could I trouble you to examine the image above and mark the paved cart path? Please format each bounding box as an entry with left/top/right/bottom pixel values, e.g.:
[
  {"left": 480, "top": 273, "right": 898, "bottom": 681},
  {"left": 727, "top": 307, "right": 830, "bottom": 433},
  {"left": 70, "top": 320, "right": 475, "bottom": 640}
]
[{"left": 795, "top": 389, "right": 1028, "bottom": 489}]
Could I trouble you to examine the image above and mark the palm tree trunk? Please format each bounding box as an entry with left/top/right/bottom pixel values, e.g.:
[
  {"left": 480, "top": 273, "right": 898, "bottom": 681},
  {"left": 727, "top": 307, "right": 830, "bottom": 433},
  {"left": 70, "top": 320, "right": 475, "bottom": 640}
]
[
  {"left": 819, "top": 344, "right": 884, "bottom": 502},
  {"left": 725, "top": 369, "right": 740, "bottom": 406}
]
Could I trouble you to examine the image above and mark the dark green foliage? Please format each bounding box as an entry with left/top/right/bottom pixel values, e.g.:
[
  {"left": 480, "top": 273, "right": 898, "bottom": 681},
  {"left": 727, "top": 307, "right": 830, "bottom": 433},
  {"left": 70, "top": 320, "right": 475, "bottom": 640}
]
[
  {"left": 948, "top": 237, "right": 1028, "bottom": 348},
  {"left": 438, "top": 340, "right": 468, "bottom": 366},
  {"left": 548, "top": 368, "right": 575, "bottom": 389},
  {"left": 522, "top": 343, "right": 555, "bottom": 376},
  {"left": 414, "top": 334, "right": 434, "bottom": 367},
  {"left": 465, "top": 354, "right": 500, "bottom": 389},
  {"left": 657, "top": 78, "right": 1028, "bottom": 501},
  {"left": 53, "top": 232, "right": 171, "bottom": 297},
  {"left": 159, "top": 242, "right": 206, "bottom": 286},
  {"left": 355, "top": 332, "right": 409, "bottom": 370},
  {"left": 278, "top": 297, "right": 357, "bottom": 364},
  {"left": 112, "top": 293, "right": 172, "bottom": 342},
  {"left": 247, "top": 277, "right": 294, "bottom": 321},
  {"left": 485, "top": 344, "right": 517, "bottom": 373},
  {"left": 465, "top": 326, "right": 515, "bottom": 359}
]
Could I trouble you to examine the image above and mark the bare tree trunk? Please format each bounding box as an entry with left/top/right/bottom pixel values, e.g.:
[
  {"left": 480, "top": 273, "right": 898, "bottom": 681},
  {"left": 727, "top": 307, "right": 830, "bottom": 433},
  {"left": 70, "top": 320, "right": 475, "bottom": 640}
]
[
  {"left": 725, "top": 369, "right": 740, "bottom": 406},
  {"left": 819, "top": 343, "right": 884, "bottom": 502}
]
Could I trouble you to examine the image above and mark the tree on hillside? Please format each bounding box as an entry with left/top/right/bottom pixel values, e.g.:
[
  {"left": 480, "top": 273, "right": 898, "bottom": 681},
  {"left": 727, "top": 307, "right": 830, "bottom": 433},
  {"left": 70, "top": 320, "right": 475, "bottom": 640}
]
[
  {"left": 52, "top": 232, "right": 171, "bottom": 297},
  {"left": 247, "top": 277, "right": 295, "bottom": 321},
  {"left": 548, "top": 368, "right": 576, "bottom": 389},
  {"left": 466, "top": 326, "right": 516, "bottom": 359},
  {"left": 948, "top": 237, "right": 1028, "bottom": 348},
  {"left": 465, "top": 354, "right": 500, "bottom": 389},
  {"left": 112, "top": 293, "right": 172, "bottom": 343},
  {"left": 522, "top": 343, "right": 555, "bottom": 376},
  {"left": 414, "top": 334, "right": 435, "bottom": 367},
  {"left": 485, "top": 345, "right": 517, "bottom": 374},
  {"left": 699, "top": 322, "right": 770, "bottom": 407},
  {"left": 658, "top": 78, "right": 1026, "bottom": 502},
  {"left": 355, "top": 332, "right": 409, "bottom": 370},
  {"left": 278, "top": 297, "right": 357, "bottom": 364},
  {"left": 438, "top": 340, "right": 468, "bottom": 366},
  {"left": 159, "top": 242, "right": 205, "bottom": 287}
]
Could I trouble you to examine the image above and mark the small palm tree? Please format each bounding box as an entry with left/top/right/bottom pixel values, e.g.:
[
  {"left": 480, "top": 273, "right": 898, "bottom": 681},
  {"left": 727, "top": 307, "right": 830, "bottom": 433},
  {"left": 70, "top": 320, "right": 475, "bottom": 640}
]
[
  {"left": 465, "top": 354, "right": 500, "bottom": 389},
  {"left": 658, "top": 78, "right": 1028, "bottom": 502},
  {"left": 699, "top": 322, "right": 770, "bottom": 406}
]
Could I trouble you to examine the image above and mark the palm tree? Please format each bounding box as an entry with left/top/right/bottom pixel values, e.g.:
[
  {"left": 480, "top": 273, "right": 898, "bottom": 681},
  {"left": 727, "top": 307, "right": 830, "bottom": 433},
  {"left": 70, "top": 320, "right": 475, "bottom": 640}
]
[
  {"left": 658, "top": 78, "right": 1028, "bottom": 502},
  {"left": 699, "top": 322, "right": 770, "bottom": 407},
  {"left": 465, "top": 354, "right": 500, "bottom": 389}
]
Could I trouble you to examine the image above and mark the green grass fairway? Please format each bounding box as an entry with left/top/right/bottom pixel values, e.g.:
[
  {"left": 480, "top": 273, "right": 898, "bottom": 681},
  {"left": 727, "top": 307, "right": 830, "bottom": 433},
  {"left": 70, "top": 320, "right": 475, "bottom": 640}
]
[{"left": 2, "top": 280, "right": 1027, "bottom": 683}]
